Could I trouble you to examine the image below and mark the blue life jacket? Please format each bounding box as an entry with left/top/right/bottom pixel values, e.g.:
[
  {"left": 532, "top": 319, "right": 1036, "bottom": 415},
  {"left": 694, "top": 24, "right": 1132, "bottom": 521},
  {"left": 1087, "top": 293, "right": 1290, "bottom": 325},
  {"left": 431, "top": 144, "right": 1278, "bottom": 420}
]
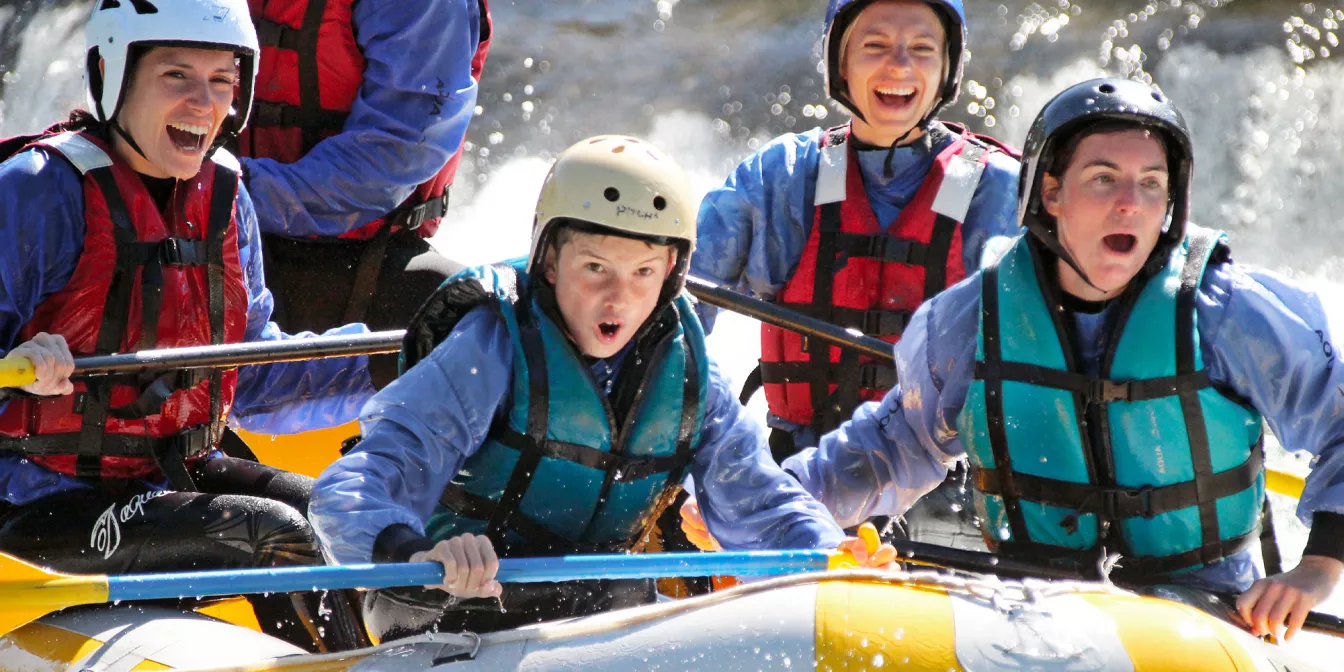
[
  {"left": 401, "top": 259, "right": 709, "bottom": 556},
  {"left": 957, "top": 227, "right": 1265, "bottom": 578}
]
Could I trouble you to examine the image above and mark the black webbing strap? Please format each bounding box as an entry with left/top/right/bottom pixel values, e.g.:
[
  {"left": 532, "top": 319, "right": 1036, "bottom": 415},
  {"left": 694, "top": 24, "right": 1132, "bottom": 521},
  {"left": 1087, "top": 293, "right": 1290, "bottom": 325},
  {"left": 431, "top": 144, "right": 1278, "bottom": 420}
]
[
  {"left": 342, "top": 226, "right": 394, "bottom": 325},
  {"left": 297, "top": 0, "right": 330, "bottom": 153},
  {"left": 254, "top": 17, "right": 303, "bottom": 50},
  {"left": 1260, "top": 495, "right": 1283, "bottom": 576},
  {"left": 107, "top": 370, "right": 209, "bottom": 421},
  {"left": 973, "top": 360, "right": 1213, "bottom": 406},
  {"left": 0, "top": 426, "right": 211, "bottom": 458},
  {"left": 1110, "top": 528, "right": 1259, "bottom": 579},
  {"left": 809, "top": 198, "right": 843, "bottom": 431},
  {"left": 972, "top": 444, "right": 1262, "bottom": 520},
  {"left": 1175, "top": 230, "right": 1224, "bottom": 566},
  {"left": 627, "top": 333, "right": 704, "bottom": 550},
  {"left": 77, "top": 167, "right": 140, "bottom": 480},
  {"left": 248, "top": 101, "right": 346, "bottom": 134},
  {"left": 922, "top": 143, "right": 983, "bottom": 298},
  {"left": 759, "top": 360, "right": 896, "bottom": 390},
  {"left": 491, "top": 427, "right": 694, "bottom": 484},
  {"left": 832, "top": 232, "right": 930, "bottom": 266},
  {"left": 976, "top": 262, "right": 1033, "bottom": 547},
  {"left": 484, "top": 312, "right": 551, "bottom": 545},
  {"left": 387, "top": 193, "right": 450, "bottom": 233},
  {"left": 437, "top": 484, "right": 623, "bottom": 555},
  {"left": 202, "top": 162, "right": 236, "bottom": 481}
]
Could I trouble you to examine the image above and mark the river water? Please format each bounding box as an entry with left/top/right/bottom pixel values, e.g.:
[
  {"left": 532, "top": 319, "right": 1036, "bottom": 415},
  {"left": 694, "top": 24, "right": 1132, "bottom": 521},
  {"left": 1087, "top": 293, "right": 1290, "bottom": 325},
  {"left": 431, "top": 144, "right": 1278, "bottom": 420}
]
[{"left": 0, "top": 0, "right": 1339, "bottom": 657}]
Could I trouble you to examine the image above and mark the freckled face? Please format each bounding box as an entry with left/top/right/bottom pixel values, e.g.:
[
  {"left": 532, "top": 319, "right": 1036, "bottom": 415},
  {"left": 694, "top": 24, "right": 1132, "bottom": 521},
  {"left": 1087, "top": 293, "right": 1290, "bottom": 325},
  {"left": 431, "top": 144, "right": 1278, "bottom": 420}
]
[{"left": 544, "top": 232, "right": 675, "bottom": 358}]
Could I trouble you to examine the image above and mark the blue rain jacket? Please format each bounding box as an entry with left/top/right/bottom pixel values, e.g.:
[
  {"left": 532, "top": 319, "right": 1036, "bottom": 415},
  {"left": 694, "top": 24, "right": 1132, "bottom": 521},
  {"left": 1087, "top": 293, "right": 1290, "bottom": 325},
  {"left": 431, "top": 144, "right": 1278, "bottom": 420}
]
[
  {"left": 0, "top": 146, "right": 377, "bottom": 506},
  {"left": 310, "top": 304, "right": 846, "bottom": 565},
  {"left": 784, "top": 241, "right": 1344, "bottom": 593},
  {"left": 240, "top": 0, "right": 482, "bottom": 238},
  {"left": 690, "top": 122, "right": 1022, "bottom": 333}
]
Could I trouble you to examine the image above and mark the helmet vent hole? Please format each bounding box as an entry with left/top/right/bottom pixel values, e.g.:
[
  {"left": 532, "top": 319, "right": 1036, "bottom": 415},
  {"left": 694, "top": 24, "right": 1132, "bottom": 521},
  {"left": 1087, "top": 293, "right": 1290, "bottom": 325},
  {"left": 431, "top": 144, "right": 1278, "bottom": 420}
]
[
  {"left": 1098, "top": 83, "right": 1116, "bottom": 94},
  {"left": 611, "top": 145, "right": 626, "bottom": 154},
  {"left": 646, "top": 150, "right": 660, "bottom": 161},
  {"left": 588, "top": 138, "right": 604, "bottom": 144},
  {"left": 653, "top": 196, "right": 667, "bottom": 211},
  {"left": 604, "top": 187, "right": 620, "bottom": 202},
  {"left": 1151, "top": 92, "right": 1164, "bottom": 102}
]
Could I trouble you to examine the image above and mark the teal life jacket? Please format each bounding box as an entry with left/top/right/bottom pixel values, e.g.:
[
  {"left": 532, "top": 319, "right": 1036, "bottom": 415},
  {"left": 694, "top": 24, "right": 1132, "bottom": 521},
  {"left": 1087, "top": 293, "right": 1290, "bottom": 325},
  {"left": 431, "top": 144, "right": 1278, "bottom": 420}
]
[
  {"left": 957, "top": 227, "right": 1265, "bottom": 578},
  {"left": 401, "top": 259, "right": 709, "bottom": 556}
]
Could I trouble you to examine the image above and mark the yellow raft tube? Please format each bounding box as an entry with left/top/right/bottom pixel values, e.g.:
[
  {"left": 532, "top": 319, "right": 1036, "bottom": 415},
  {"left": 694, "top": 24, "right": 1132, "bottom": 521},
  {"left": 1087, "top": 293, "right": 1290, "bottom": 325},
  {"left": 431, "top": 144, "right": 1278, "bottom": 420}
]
[{"left": 1, "top": 570, "right": 1332, "bottom": 671}]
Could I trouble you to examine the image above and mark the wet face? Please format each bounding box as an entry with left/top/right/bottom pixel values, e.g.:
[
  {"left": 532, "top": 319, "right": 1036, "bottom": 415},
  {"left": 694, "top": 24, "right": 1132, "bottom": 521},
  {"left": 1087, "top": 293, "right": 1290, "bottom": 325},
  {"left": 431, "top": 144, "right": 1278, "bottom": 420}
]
[
  {"left": 544, "top": 231, "right": 676, "bottom": 359},
  {"left": 842, "top": 0, "right": 946, "bottom": 147},
  {"left": 112, "top": 46, "right": 238, "bottom": 180},
  {"left": 1041, "top": 129, "right": 1170, "bottom": 301}
]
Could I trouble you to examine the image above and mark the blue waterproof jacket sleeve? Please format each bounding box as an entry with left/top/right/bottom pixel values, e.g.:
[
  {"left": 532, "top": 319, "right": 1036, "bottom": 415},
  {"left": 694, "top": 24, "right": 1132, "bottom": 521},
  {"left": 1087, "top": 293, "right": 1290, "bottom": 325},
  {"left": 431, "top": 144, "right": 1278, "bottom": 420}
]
[
  {"left": 309, "top": 306, "right": 512, "bottom": 565},
  {"left": 785, "top": 254, "right": 1344, "bottom": 592},
  {"left": 240, "top": 0, "right": 481, "bottom": 237},
  {"left": 691, "top": 125, "right": 1021, "bottom": 331},
  {"left": 229, "top": 184, "right": 376, "bottom": 434},
  {"left": 690, "top": 357, "right": 845, "bottom": 550}
]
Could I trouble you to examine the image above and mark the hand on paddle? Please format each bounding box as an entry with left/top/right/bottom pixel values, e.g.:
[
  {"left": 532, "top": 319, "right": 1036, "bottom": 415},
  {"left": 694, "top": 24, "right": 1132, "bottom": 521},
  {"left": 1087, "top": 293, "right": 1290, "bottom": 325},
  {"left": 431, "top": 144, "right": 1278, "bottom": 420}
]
[
  {"left": 4, "top": 333, "right": 74, "bottom": 396},
  {"left": 1237, "top": 554, "right": 1344, "bottom": 641},
  {"left": 680, "top": 497, "right": 722, "bottom": 551},
  {"left": 834, "top": 522, "right": 899, "bottom": 570},
  {"left": 681, "top": 497, "right": 898, "bottom": 569},
  {"left": 409, "top": 533, "right": 503, "bottom": 600}
]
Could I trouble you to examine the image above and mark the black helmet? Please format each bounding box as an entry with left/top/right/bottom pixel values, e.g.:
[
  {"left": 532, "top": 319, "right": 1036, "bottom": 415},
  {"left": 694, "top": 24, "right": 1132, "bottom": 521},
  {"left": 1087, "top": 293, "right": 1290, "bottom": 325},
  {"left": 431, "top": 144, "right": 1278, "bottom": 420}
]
[{"left": 1018, "top": 77, "right": 1193, "bottom": 286}]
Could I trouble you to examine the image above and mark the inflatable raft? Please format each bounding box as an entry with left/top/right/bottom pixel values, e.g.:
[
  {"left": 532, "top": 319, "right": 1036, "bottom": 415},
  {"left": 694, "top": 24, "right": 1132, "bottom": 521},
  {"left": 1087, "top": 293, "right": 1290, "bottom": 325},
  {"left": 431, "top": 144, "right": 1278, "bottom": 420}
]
[{"left": 2, "top": 570, "right": 1332, "bottom": 671}]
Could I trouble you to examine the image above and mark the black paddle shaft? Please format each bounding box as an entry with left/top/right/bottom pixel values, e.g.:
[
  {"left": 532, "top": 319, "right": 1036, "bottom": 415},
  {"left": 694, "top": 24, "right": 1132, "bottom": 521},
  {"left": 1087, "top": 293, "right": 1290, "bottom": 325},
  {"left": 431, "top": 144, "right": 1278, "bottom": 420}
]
[
  {"left": 684, "top": 275, "right": 896, "bottom": 363},
  {"left": 72, "top": 330, "right": 406, "bottom": 378}
]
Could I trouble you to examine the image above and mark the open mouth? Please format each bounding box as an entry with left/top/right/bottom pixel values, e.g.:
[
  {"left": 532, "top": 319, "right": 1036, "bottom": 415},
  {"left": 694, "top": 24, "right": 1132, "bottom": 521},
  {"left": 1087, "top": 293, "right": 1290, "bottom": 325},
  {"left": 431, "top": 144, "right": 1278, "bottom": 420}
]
[
  {"left": 874, "top": 85, "right": 916, "bottom": 109},
  {"left": 166, "top": 121, "right": 209, "bottom": 154},
  {"left": 596, "top": 320, "right": 623, "bottom": 344},
  {"left": 1103, "top": 233, "right": 1137, "bottom": 254}
]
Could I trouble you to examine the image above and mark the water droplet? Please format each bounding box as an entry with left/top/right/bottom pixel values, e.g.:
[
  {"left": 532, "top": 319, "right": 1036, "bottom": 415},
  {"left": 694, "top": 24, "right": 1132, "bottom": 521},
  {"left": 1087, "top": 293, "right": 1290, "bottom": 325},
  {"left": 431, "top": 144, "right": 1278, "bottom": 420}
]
[{"left": 872, "top": 653, "right": 885, "bottom": 667}]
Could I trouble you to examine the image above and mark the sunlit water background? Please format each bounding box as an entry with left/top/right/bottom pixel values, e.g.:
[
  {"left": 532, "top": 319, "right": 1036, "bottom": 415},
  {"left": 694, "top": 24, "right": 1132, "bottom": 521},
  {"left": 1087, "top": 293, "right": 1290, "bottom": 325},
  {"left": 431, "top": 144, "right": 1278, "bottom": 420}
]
[{"left": 1, "top": 0, "right": 1340, "bottom": 658}]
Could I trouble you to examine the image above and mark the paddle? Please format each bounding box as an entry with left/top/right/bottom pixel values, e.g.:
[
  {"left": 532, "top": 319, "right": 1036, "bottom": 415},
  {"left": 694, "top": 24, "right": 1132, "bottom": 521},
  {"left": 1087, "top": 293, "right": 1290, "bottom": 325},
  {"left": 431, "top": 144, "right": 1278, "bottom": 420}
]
[
  {"left": 684, "top": 274, "right": 894, "bottom": 361},
  {"left": 0, "top": 548, "right": 851, "bottom": 637},
  {"left": 0, "top": 330, "right": 406, "bottom": 388}
]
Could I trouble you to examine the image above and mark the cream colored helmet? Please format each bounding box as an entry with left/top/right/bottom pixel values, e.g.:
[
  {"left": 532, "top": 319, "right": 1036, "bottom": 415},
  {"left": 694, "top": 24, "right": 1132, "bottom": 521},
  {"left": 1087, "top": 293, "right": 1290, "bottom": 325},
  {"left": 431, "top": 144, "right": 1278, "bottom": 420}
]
[{"left": 528, "top": 135, "right": 698, "bottom": 299}]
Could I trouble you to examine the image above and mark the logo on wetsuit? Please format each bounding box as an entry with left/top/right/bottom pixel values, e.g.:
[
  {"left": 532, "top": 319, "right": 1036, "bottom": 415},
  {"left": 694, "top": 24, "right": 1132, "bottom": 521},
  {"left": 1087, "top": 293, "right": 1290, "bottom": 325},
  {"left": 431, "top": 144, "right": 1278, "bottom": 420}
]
[{"left": 90, "top": 490, "right": 169, "bottom": 559}]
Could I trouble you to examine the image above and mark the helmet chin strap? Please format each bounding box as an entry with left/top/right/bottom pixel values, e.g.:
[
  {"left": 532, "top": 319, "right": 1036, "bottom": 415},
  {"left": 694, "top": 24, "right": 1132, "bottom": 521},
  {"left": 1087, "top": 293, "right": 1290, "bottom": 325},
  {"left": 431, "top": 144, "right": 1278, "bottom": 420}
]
[
  {"left": 109, "top": 119, "right": 153, "bottom": 167},
  {"left": 1024, "top": 215, "right": 1108, "bottom": 295},
  {"left": 881, "top": 104, "right": 941, "bottom": 179}
]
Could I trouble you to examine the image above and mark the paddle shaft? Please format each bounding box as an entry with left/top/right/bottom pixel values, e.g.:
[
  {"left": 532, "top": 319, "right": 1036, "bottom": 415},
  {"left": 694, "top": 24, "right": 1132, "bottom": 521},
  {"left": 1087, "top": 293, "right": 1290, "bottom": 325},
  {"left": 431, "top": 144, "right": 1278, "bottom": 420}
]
[
  {"left": 104, "top": 551, "right": 832, "bottom": 601},
  {"left": 685, "top": 275, "right": 895, "bottom": 363},
  {"left": 0, "top": 330, "right": 405, "bottom": 387}
]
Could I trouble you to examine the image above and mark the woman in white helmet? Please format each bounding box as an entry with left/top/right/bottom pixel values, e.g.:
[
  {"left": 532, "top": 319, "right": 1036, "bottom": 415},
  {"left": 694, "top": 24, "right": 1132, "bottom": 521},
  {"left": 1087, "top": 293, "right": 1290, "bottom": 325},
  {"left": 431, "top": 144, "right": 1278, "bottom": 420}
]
[
  {"left": 0, "top": 0, "right": 374, "bottom": 651},
  {"left": 310, "top": 135, "right": 894, "bottom": 641}
]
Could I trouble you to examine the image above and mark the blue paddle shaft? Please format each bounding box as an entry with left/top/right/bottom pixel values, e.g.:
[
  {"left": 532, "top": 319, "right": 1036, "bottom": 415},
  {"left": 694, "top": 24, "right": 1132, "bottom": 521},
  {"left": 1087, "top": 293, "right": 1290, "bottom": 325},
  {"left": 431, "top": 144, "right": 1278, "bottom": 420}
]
[{"left": 105, "top": 550, "right": 832, "bottom": 602}]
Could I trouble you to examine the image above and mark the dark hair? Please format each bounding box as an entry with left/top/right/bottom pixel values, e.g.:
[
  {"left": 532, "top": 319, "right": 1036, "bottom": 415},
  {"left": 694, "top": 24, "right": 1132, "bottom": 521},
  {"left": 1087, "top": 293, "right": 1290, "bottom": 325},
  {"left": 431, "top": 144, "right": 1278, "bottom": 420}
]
[{"left": 1046, "top": 119, "right": 1171, "bottom": 179}]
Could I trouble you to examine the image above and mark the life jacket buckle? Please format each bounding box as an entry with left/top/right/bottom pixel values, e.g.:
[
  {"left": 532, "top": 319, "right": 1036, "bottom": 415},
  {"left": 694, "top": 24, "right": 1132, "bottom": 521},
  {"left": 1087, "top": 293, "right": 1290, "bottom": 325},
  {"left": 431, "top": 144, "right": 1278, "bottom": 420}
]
[
  {"left": 1107, "top": 485, "right": 1155, "bottom": 520},
  {"left": 1086, "top": 379, "right": 1132, "bottom": 405}
]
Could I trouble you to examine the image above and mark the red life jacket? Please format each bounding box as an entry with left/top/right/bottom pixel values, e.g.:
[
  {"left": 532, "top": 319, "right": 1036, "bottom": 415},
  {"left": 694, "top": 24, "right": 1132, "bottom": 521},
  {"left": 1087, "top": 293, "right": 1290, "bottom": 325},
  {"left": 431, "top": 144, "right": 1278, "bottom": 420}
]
[
  {"left": 238, "top": 0, "right": 493, "bottom": 239},
  {"left": 760, "top": 124, "right": 1003, "bottom": 432},
  {"left": 0, "top": 131, "right": 250, "bottom": 486}
]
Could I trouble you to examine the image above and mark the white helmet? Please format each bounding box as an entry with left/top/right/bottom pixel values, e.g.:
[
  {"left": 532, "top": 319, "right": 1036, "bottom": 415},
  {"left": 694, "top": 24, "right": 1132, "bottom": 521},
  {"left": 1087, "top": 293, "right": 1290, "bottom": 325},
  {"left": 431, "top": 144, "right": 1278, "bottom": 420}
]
[
  {"left": 85, "top": 0, "right": 259, "bottom": 135},
  {"left": 528, "top": 135, "right": 699, "bottom": 300}
]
